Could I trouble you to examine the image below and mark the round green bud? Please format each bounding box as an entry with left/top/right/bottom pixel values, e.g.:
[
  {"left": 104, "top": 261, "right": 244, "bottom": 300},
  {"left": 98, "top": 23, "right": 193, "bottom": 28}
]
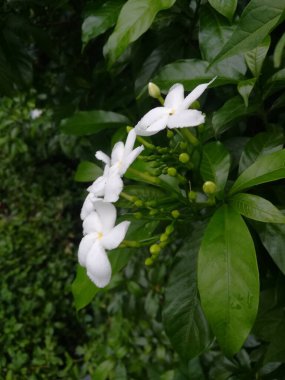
[
  {"left": 148, "top": 82, "right": 161, "bottom": 99},
  {"left": 126, "top": 126, "right": 133, "bottom": 133},
  {"left": 188, "top": 190, "right": 197, "bottom": 201},
  {"left": 165, "top": 224, "right": 174, "bottom": 235},
  {"left": 150, "top": 244, "right": 161, "bottom": 255},
  {"left": 171, "top": 210, "right": 180, "bottom": 219},
  {"left": 167, "top": 167, "right": 177, "bottom": 177},
  {"left": 149, "top": 209, "right": 158, "bottom": 216},
  {"left": 134, "top": 199, "right": 143, "bottom": 207},
  {"left": 167, "top": 130, "right": 174, "bottom": 138},
  {"left": 203, "top": 181, "right": 217, "bottom": 194},
  {"left": 179, "top": 142, "right": 187, "bottom": 150},
  {"left": 179, "top": 153, "right": 190, "bottom": 163},
  {"left": 160, "top": 233, "right": 168, "bottom": 242},
  {"left": 145, "top": 257, "right": 154, "bottom": 266},
  {"left": 134, "top": 212, "right": 143, "bottom": 219}
]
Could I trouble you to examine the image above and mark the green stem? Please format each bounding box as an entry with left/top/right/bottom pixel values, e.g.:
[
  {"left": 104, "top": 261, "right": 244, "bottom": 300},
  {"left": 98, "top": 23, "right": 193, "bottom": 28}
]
[
  {"left": 127, "top": 167, "right": 161, "bottom": 185},
  {"left": 180, "top": 128, "right": 199, "bottom": 146}
]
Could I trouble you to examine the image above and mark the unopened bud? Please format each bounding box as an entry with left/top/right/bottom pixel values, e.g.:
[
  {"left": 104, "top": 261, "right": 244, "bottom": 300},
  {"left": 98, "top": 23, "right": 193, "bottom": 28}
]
[
  {"left": 134, "top": 212, "right": 143, "bottom": 219},
  {"left": 126, "top": 126, "right": 133, "bottom": 133},
  {"left": 160, "top": 233, "right": 168, "bottom": 242},
  {"left": 145, "top": 257, "right": 154, "bottom": 266},
  {"left": 167, "top": 130, "right": 174, "bottom": 138},
  {"left": 179, "top": 153, "right": 190, "bottom": 163},
  {"left": 203, "top": 181, "right": 217, "bottom": 194},
  {"left": 150, "top": 244, "right": 161, "bottom": 255},
  {"left": 171, "top": 210, "right": 180, "bottom": 219},
  {"left": 165, "top": 224, "right": 174, "bottom": 235},
  {"left": 134, "top": 199, "right": 143, "bottom": 207},
  {"left": 188, "top": 190, "right": 197, "bottom": 201},
  {"left": 148, "top": 82, "right": 161, "bottom": 99},
  {"left": 167, "top": 167, "right": 177, "bottom": 177}
]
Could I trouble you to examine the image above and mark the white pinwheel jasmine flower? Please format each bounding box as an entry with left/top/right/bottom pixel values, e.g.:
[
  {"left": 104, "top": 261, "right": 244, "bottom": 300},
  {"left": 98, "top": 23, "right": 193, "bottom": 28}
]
[
  {"left": 95, "top": 129, "right": 144, "bottom": 176},
  {"left": 30, "top": 109, "right": 43, "bottom": 119},
  {"left": 134, "top": 78, "right": 216, "bottom": 136},
  {"left": 78, "top": 201, "right": 130, "bottom": 288}
]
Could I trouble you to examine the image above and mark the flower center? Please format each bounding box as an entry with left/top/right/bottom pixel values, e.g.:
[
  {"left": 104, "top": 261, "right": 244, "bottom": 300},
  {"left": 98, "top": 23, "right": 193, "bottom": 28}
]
[
  {"left": 169, "top": 108, "right": 176, "bottom": 115},
  {"left": 97, "top": 232, "right": 103, "bottom": 240}
]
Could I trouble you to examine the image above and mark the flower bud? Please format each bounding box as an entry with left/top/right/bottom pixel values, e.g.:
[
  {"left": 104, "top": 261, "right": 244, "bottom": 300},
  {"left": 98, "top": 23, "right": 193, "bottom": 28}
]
[
  {"left": 135, "top": 199, "right": 143, "bottom": 207},
  {"left": 179, "top": 153, "right": 190, "bottom": 163},
  {"left": 188, "top": 190, "right": 197, "bottom": 201},
  {"left": 167, "top": 130, "right": 174, "bottom": 138},
  {"left": 148, "top": 82, "right": 161, "bottom": 99},
  {"left": 134, "top": 212, "right": 143, "bottom": 219},
  {"left": 203, "top": 181, "right": 217, "bottom": 194},
  {"left": 171, "top": 210, "right": 180, "bottom": 219},
  {"left": 167, "top": 167, "right": 177, "bottom": 177},
  {"left": 126, "top": 126, "right": 133, "bottom": 133},
  {"left": 145, "top": 257, "right": 154, "bottom": 266},
  {"left": 160, "top": 233, "right": 168, "bottom": 242},
  {"left": 150, "top": 244, "right": 161, "bottom": 255},
  {"left": 165, "top": 224, "right": 174, "bottom": 235},
  {"left": 149, "top": 209, "right": 158, "bottom": 216}
]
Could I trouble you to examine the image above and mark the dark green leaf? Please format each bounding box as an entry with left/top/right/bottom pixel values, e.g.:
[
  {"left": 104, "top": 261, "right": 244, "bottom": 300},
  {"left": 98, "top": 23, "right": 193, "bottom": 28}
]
[
  {"left": 229, "top": 149, "right": 285, "bottom": 195},
  {"left": 200, "top": 141, "right": 231, "bottom": 194},
  {"left": 208, "top": 0, "right": 237, "bottom": 20},
  {"left": 60, "top": 110, "right": 130, "bottom": 136},
  {"left": 239, "top": 131, "right": 284, "bottom": 174},
  {"left": 104, "top": 0, "right": 176, "bottom": 66},
  {"left": 74, "top": 161, "right": 103, "bottom": 182},
  {"left": 198, "top": 205, "right": 259, "bottom": 355},
  {"left": 244, "top": 36, "right": 271, "bottom": 77},
  {"left": 237, "top": 78, "right": 256, "bottom": 107},
  {"left": 265, "top": 317, "right": 285, "bottom": 363},
  {"left": 273, "top": 32, "right": 285, "bottom": 68},
  {"left": 265, "top": 68, "right": 285, "bottom": 98},
  {"left": 210, "top": 0, "right": 285, "bottom": 65},
  {"left": 229, "top": 193, "right": 285, "bottom": 223}
]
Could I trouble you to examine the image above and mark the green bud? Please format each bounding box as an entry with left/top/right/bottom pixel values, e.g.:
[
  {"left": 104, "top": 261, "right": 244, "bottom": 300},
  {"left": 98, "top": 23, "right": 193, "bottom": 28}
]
[
  {"left": 134, "top": 199, "right": 143, "bottom": 207},
  {"left": 145, "top": 257, "right": 154, "bottom": 266},
  {"left": 171, "top": 210, "right": 180, "bottom": 219},
  {"left": 179, "top": 153, "right": 190, "bottom": 163},
  {"left": 150, "top": 244, "right": 161, "bottom": 255},
  {"left": 188, "top": 190, "right": 197, "bottom": 201},
  {"left": 149, "top": 209, "right": 158, "bottom": 216},
  {"left": 179, "top": 142, "right": 187, "bottom": 150},
  {"left": 203, "top": 181, "right": 217, "bottom": 195},
  {"left": 167, "top": 130, "right": 174, "bottom": 138},
  {"left": 160, "top": 233, "right": 168, "bottom": 242},
  {"left": 167, "top": 167, "right": 177, "bottom": 176},
  {"left": 134, "top": 212, "right": 143, "bottom": 219},
  {"left": 126, "top": 126, "right": 133, "bottom": 133},
  {"left": 165, "top": 224, "right": 174, "bottom": 235},
  {"left": 148, "top": 82, "right": 161, "bottom": 99}
]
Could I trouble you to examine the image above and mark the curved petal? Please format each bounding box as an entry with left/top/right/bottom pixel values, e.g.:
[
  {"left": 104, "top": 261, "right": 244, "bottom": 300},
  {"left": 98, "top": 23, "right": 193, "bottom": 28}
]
[
  {"left": 80, "top": 193, "right": 97, "bottom": 220},
  {"left": 121, "top": 145, "right": 144, "bottom": 174},
  {"left": 167, "top": 110, "right": 205, "bottom": 128},
  {"left": 164, "top": 83, "right": 184, "bottom": 109},
  {"left": 93, "top": 200, "right": 117, "bottom": 232},
  {"left": 87, "top": 175, "right": 106, "bottom": 196},
  {"left": 102, "top": 221, "right": 130, "bottom": 250},
  {"left": 145, "top": 114, "right": 169, "bottom": 135},
  {"left": 78, "top": 233, "right": 97, "bottom": 267},
  {"left": 86, "top": 243, "right": 112, "bottom": 288},
  {"left": 134, "top": 107, "right": 169, "bottom": 136},
  {"left": 124, "top": 129, "right": 136, "bottom": 156},
  {"left": 83, "top": 211, "right": 102, "bottom": 235},
  {"left": 111, "top": 141, "right": 124, "bottom": 166},
  {"left": 104, "top": 170, "right": 124, "bottom": 202},
  {"left": 179, "top": 78, "right": 216, "bottom": 111},
  {"left": 95, "top": 151, "right": 110, "bottom": 165}
]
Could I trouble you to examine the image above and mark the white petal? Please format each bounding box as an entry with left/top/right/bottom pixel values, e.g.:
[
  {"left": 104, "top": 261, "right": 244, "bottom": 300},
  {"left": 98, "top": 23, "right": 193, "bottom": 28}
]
[
  {"left": 145, "top": 114, "right": 169, "bottom": 135},
  {"left": 134, "top": 107, "right": 169, "bottom": 136},
  {"left": 104, "top": 170, "right": 124, "bottom": 202},
  {"left": 83, "top": 211, "right": 102, "bottom": 235},
  {"left": 87, "top": 175, "right": 106, "bottom": 196},
  {"left": 121, "top": 145, "right": 144, "bottom": 174},
  {"left": 78, "top": 233, "right": 97, "bottom": 267},
  {"left": 124, "top": 129, "right": 136, "bottom": 156},
  {"left": 80, "top": 193, "right": 95, "bottom": 220},
  {"left": 179, "top": 78, "right": 216, "bottom": 111},
  {"left": 95, "top": 151, "right": 110, "bottom": 165},
  {"left": 164, "top": 84, "right": 184, "bottom": 109},
  {"left": 86, "top": 243, "right": 112, "bottom": 288},
  {"left": 167, "top": 110, "right": 205, "bottom": 128},
  {"left": 93, "top": 200, "right": 117, "bottom": 232},
  {"left": 102, "top": 221, "right": 130, "bottom": 250},
  {"left": 111, "top": 141, "right": 124, "bottom": 166}
]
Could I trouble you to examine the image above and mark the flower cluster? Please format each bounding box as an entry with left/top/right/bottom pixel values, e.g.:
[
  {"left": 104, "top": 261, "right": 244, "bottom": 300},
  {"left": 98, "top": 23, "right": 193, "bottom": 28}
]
[{"left": 78, "top": 79, "right": 214, "bottom": 288}]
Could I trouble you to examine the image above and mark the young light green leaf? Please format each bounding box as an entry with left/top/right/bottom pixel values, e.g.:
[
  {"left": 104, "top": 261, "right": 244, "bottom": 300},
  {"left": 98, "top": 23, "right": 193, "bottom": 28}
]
[
  {"left": 239, "top": 131, "right": 284, "bottom": 174},
  {"left": 60, "top": 110, "right": 129, "bottom": 136},
  {"left": 210, "top": 0, "right": 285, "bottom": 66},
  {"left": 74, "top": 161, "right": 103, "bottom": 182},
  {"left": 82, "top": 0, "right": 124, "bottom": 47},
  {"left": 273, "top": 32, "right": 285, "bottom": 68},
  {"left": 200, "top": 141, "right": 231, "bottom": 195},
  {"left": 244, "top": 36, "right": 271, "bottom": 77},
  {"left": 229, "top": 149, "right": 285, "bottom": 195},
  {"left": 237, "top": 78, "right": 256, "bottom": 107},
  {"left": 229, "top": 193, "right": 285, "bottom": 223},
  {"left": 198, "top": 205, "right": 259, "bottom": 356},
  {"left": 103, "top": 0, "right": 176, "bottom": 66},
  {"left": 208, "top": 0, "right": 237, "bottom": 20}
]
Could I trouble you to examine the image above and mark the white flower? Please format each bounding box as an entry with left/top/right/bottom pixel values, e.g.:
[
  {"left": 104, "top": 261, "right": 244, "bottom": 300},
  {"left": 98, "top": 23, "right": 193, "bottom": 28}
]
[
  {"left": 134, "top": 79, "right": 216, "bottom": 136},
  {"left": 95, "top": 129, "right": 144, "bottom": 176},
  {"left": 30, "top": 109, "right": 43, "bottom": 119},
  {"left": 78, "top": 201, "right": 130, "bottom": 288}
]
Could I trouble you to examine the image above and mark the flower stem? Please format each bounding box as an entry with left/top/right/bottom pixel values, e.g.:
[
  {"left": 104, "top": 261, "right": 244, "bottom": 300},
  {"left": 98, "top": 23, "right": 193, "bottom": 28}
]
[
  {"left": 180, "top": 128, "right": 199, "bottom": 146},
  {"left": 127, "top": 167, "right": 162, "bottom": 185}
]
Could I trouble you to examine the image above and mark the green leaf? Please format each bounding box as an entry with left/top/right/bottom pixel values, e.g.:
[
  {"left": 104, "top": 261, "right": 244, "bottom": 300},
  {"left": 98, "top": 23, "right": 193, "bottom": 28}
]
[
  {"left": 237, "top": 78, "right": 256, "bottom": 107},
  {"left": 244, "top": 36, "right": 271, "bottom": 77},
  {"left": 200, "top": 141, "right": 231, "bottom": 194},
  {"left": 273, "top": 32, "right": 285, "bottom": 68},
  {"left": 163, "top": 226, "right": 212, "bottom": 360},
  {"left": 264, "top": 317, "right": 285, "bottom": 363},
  {"left": 212, "top": 96, "right": 257, "bottom": 135},
  {"left": 208, "top": 0, "right": 237, "bottom": 20},
  {"left": 92, "top": 360, "right": 114, "bottom": 380},
  {"left": 229, "top": 193, "right": 285, "bottom": 223},
  {"left": 239, "top": 131, "right": 284, "bottom": 174},
  {"left": 229, "top": 149, "right": 285, "bottom": 195},
  {"left": 103, "top": 0, "right": 176, "bottom": 66},
  {"left": 265, "top": 68, "right": 285, "bottom": 98},
  {"left": 82, "top": 0, "right": 124, "bottom": 47},
  {"left": 198, "top": 205, "right": 259, "bottom": 356},
  {"left": 74, "top": 161, "right": 103, "bottom": 182},
  {"left": 60, "top": 110, "right": 129, "bottom": 136},
  {"left": 210, "top": 0, "right": 285, "bottom": 66}
]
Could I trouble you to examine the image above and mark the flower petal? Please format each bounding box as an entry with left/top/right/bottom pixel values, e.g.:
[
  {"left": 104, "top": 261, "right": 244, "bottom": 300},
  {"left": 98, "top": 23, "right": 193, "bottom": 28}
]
[
  {"left": 102, "top": 221, "right": 130, "bottom": 250},
  {"left": 124, "top": 129, "right": 136, "bottom": 156},
  {"left": 121, "top": 145, "right": 144, "bottom": 174},
  {"left": 179, "top": 78, "right": 216, "bottom": 111},
  {"left": 93, "top": 200, "right": 117, "bottom": 232},
  {"left": 95, "top": 151, "right": 110, "bottom": 165},
  {"left": 164, "top": 83, "right": 184, "bottom": 109},
  {"left": 167, "top": 110, "right": 205, "bottom": 128},
  {"left": 134, "top": 107, "right": 169, "bottom": 136},
  {"left": 86, "top": 243, "right": 112, "bottom": 288},
  {"left": 111, "top": 141, "right": 124, "bottom": 166},
  {"left": 87, "top": 175, "right": 106, "bottom": 196},
  {"left": 83, "top": 211, "right": 102, "bottom": 235},
  {"left": 104, "top": 170, "right": 124, "bottom": 202},
  {"left": 78, "top": 233, "right": 97, "bottom": 267},
  {"left": 80, "top": 193, "right": 95, "bottom": 220}
]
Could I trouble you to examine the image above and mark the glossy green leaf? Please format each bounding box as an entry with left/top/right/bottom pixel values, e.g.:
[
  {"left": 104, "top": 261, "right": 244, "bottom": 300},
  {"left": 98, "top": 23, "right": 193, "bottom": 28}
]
[
  {"left": 74, "top": 161, "right": 103, "bottom": 182},
  {"left": 200, "top": 141, "right": 230, "bottom": 194},
  {"left": 82, "top": 0, "right": 124, "bottom": 47},
  {"left": 239, "top": 131, "right": 284, "bottom": 174},
  {"left": 244, "top": 36, "right": 271, "bottom": 77},
  {"left": 212, "top": 96, "right": 257, "bottom": 135},
  {"left": 208, "top": 0, "right": 237, "bottom": 20},
  {"left": 60, "top": 110, "right": 129, "bottom": 136},
  {"left": 92, "top": 360, "right": 114, "bottom": 380},
  {"left": 229, "top": 193, "right": 285, "bottom": 223},
  {"left": 237, "top": 78, "right": 256, "bottom": 107},
  {"left": 198, "top": 205, "right": 259, "bottom": 356},
  {"left": 273, "top": 32, "right": 285, "bottom": 68},
  {"left": 229, "top": 149, "right": 285, "bottom": 195},
  {"left": 163, "top": 226, "right": 211, "bottom": 360},
  {"left": 104, "top": 0, "right": 176, "bottom": 66},
  {"left": 210, "top": 0, "right": 285, "bottom": 65}
]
